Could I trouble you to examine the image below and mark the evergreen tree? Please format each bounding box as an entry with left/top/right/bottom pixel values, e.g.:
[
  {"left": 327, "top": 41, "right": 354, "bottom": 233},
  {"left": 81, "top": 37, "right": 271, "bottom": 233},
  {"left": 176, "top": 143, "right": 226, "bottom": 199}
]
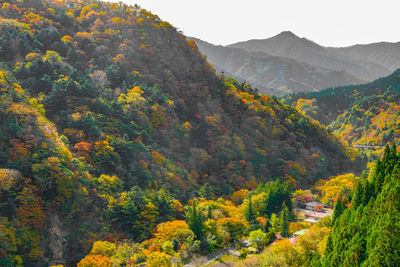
[
  {"left": 245, "top": 196, "right": 255, "bottom": 223},
  {"left": 187, "top": 201, "right": 203, "bottom": 240},
  {"left": 279, "top": 202, "right": 289, "bottom": 237},
  {"left": 351, "top": 180, "right": 364, "bottom": 210},
  {"left": 307, "top": 251, "right": 322, "bottom": 267},
  {"left": 197, "top": 183, "right": 214, "bottom": 199},
  {"left": 365, "top": 213, "right": 400, "bottom": 266},
  {"left": 270, "top": 213, "right": 280, "bottom": 234},
  {"left": 362, "top": 180, "right": 374, "bottom": 206},
  {"left": 324, "top": 144, "right": 400, "bottom": 266},
  {"left": 171, "top": 238, "right": 179, "bottom": 251},
  {"left": 333, "top": 193, "right": 345, "bottom": 224}
]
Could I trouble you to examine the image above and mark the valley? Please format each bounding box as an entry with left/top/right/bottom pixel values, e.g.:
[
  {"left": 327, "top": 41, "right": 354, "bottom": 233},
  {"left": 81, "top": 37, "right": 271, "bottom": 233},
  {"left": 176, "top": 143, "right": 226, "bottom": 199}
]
[{"left": 0, "top": 0, "right": 398, "bottom": 266}]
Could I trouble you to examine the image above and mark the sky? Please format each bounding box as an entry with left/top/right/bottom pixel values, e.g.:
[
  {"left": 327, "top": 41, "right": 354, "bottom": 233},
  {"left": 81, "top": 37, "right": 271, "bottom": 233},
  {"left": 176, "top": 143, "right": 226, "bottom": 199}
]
[{"left": 109, "top": 0, "right": 400, "bottom": 47}]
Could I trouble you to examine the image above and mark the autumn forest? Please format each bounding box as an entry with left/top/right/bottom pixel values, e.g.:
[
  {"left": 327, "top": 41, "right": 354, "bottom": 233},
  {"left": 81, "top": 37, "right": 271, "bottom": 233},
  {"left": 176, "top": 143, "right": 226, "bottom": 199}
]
[{"left": 0, "top": 0, "right": 399, "bottom": 266}]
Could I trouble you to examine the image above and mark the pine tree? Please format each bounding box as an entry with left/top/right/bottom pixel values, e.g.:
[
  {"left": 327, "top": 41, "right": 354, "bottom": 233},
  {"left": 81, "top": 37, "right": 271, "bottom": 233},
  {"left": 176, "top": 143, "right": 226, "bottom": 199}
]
[
  {"left": 333, "top": 193, "right": 345, "bottom": 224},
  {"left": 187, "top": 201, "right": 203, "bottom": 239},
  {"left": 245, "top": 196, "right": 255, "bottom": 223},
  {"left": 351, "top": 180, "right": 363, "bottom": 210},
  {"left": 172, "top": 238, "right": 179, "bottom": 251},
  {"left": 283, "top": 181, "right": 293, "bottom": 212},
  {"left": 307, "top": 251, "right": 322, "bottom": 267},
  {"left": 324, "top": 144, "right": 400, "bottom": 266},
  {"left": 197, "top": 183, "right": 214, "bottom": 199},
  {"left": 279, "top": 202, "right": 289, "bottom": 237},
  {"left": 362, "top": 181, "right": 374, "bottom": 206},
  {"left": 270, "top": 213, "right": 280, "bottom": 234},
  {"left": 365, "top": 213, "right": 400, "bottom": 266}
]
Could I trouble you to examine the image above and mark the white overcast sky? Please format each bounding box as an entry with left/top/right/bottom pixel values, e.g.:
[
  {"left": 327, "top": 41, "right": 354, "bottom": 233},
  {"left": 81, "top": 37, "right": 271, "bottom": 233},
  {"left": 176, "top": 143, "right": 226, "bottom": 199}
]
[{"left": 109, "top": 0, "right": 400, "bottom": 47}]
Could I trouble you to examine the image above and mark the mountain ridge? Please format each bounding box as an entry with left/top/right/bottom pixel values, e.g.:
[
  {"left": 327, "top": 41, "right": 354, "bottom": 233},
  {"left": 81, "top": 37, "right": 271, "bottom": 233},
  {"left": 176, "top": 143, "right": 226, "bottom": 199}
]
[
  {"left": 330, "top": 41, "right": 400, "bottom": 71},
  {"left": 191, "top": 36, "right": 364, "bottom": 95},
  {"left": 227, "top": 31, "right": 393, "bottom": 81}
]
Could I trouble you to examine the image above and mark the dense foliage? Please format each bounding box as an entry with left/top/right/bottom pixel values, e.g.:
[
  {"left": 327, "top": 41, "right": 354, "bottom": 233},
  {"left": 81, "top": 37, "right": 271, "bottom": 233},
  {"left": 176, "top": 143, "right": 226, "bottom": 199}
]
[
  {"left": 0, "top": 0, "right": 365, "bottom": 265},
  {"left": 232, "top": 145, "right": 400, "bottom": 266},
  {"left": 323, "top": 145, "right": 400, "bottom": 266},
  {"left": 75, "top": 181, "right": 296, "bottom": 266},
  {"left": 285, "top": 70, "right": 400, "bottom": 157}
]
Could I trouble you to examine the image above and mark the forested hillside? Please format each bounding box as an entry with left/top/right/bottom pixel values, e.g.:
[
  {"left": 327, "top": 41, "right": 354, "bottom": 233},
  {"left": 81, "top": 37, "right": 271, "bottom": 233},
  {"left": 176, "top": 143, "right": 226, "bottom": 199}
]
[
  {"left": 0, "top": 0, "right": 364, "bottom": 265},
  {"left": 323, "top": 144, "right": 400, "bottom": 266},
  {"left": 285, "top": 70, "right": 400, "bottom": 150}
]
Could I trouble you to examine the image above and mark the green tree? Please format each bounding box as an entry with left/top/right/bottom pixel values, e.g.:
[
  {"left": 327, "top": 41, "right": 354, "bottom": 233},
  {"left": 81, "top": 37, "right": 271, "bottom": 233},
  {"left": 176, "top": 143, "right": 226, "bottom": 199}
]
[
  {"left": 248, "top": 229, "right": 267, "bottom": 253},
  {"left": 333, "top": 193, "right": 345, "bottom": 224},
  {"left": 270, "top": 213, "right": 280, "bottom": 234},
  {"left": 244, "top": 195, "right": 256, "bottom": 223},
  {"left": 351, "top": 180, "right": 364, "bottom": 210},
  {"left": 279, "top": 202, "right": 290, "bottom": 237},
  {"left": 365, "top": 213, "right": 400, "bottom": 266},
  {"left": 187, "top": 201, "right": 203, "bottom": 240},
  {"left": 197, "top": 183, "right": 214, "bottom": 199}
]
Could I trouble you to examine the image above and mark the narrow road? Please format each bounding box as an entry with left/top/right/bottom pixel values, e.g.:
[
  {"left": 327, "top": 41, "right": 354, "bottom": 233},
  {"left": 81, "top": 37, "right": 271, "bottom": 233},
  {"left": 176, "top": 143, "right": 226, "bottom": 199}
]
[
  {"left": 183, "top": 245, "right": 234, "bottom": 267},
  {"left": 295, "top": 208, "right": 332, "bottom": 217},
  {"left": 183, "top": 240, "right": 245, "bottom": 267},
  {"left": 353, "top": 145, "right": 383, "bottom": 149}
]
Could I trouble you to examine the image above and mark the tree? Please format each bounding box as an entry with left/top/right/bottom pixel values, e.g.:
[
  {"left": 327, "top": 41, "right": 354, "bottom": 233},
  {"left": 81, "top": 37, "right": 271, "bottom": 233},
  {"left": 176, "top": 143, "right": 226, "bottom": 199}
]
[
  {"left": 171, "top": 238, "right": 179, "bottom": 251},
  {"left": 244, "top": 195, "right": 256, "bottom": 223},
  {"left": 111, "top": 243, "right": 143, "bottom": 266},
  {"left": 90, "top": 241, "right": 116, "bottom": 258},
  {"left": 231, "top": 189, "right": 249, "bottom": 205},
  {"left": 262, "top": 239, "right": 300, "bottom": 266},
  {"left": 216, "top": 217, "right": 247, "bottom": 241},
  {"left": 187, "top": 201, "right": 204, "bottom": 239},
  {"left": 351, "top": 180, "right": 364, "bottom": 210},
  {"left": 365, "top": 213, "right": 400, "bottom": 266},
  {"left": 279, "top": 202, "right": 290, "bottom": 238},
  {"left": 153, "top": 220, "right": 194, "bottom": 246},
  {"left": 332, "top": 193, "right": 345, "bottom": 224},
  {"left": 96, "top": 174, "right": 124, "bottom": 197},
  {"left": 248, "top": 229, "right": 267, "bottom": 253},
  {"left": 42, "top": 50, "right": 62, "bottom": 64},
  {"left": 270, "top": 213, "right": 280, "bottom": 234},
  {"left": 77, "top": 254, "right": 112, "bottom": 267},
  {"left": 315, "top": 173, "right": 359, "bottom": 204},
  {"left": 197, "top": 183, "right": 214, "bottom": 199}
]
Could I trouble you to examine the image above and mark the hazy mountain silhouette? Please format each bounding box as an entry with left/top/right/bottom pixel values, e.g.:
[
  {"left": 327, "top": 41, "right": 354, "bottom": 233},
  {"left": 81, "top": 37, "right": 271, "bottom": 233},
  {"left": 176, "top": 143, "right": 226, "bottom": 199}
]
[
  {"left": 330, "top": 41, "right": 400, "bottom": 71},
  {"left": 228, "top": 31, "right": 392, "bottom": 81},
  {"left": 191, "top": 37, "right": 364, "bottom": 95}
]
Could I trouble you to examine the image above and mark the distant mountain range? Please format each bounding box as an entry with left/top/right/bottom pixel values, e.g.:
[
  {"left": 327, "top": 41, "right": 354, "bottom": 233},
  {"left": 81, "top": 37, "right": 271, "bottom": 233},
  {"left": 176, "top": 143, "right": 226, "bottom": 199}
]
[
  {"left": 331, "top": 42, "right": 400, "bottom": 71},
  {"left": 191, "top": 32, "right": 399, "bottom": 95},
  {"left": 191, "top": 37, "right": 364, "bottom": 95}
]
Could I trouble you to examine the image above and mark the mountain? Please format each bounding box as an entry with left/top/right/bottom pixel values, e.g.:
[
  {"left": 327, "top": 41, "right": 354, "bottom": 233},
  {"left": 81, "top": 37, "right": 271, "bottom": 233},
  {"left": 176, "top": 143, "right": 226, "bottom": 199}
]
[
  {"left": 229, "top": 31, "right": 392, "bottom": 81},
  {"left": 0, "top": 0, "right": 364, "bottom": 265},
  {"left": 331, "top": 41, "right": 400, "bottom": 71},
  {"left": 191, "top": 37, "right": 364, "bottom": 95},
  {"left": 284, "top": 69, "right": 400, "bottom": 150}
]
